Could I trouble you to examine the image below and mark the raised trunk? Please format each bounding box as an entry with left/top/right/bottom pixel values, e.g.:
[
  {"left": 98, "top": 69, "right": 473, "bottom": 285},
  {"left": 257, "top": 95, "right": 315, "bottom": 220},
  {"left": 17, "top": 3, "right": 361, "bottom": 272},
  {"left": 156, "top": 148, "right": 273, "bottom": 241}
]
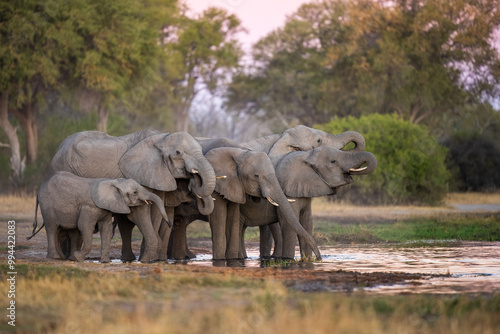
[
  {"left": 326, "top": 131, "right": 366, "bottom": 152},
  {"left": 346, "top": 151, "right": 378, "bottom": 175},
  {"left": 271, "top": 189, "right": 322, "bottom": 260},
  {"left": 0, "top": 91, "right": 24, "bottom": 186}
]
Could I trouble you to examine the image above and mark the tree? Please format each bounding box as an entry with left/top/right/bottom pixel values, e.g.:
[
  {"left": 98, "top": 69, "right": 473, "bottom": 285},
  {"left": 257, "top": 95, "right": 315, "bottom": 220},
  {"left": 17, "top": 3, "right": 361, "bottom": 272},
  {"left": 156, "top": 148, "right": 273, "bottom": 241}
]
[
  {"left": 163, "top": 7, "right": 244, "bottom": 133},
  {"left": 226, "top": 0, "right": 500, "bottom": 129},
  {"left": 0, "top": 0, "right": 180, "bottom": 187}
]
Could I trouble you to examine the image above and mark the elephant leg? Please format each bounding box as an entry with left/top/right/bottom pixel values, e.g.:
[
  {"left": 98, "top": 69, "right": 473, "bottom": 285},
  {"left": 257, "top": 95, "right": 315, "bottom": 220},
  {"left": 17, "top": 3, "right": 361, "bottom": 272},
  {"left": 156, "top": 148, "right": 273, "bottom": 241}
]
[
  {"left": 225, "top": 203, "right": 241, "bottom": 259},
  {"left": 297, "top": 205, "right": 313, "bottom": 259},
  {"left": 116, "top": 215, "right": 136, "bottom": 262},
  {"left": 45, "top": 224, "right": 60, "bottom": 259},
  {"left": 73, "top": 216, "right": 95, "bottom": 262},
  {"left": 278, "top": 203, "right": 302, "bottom": 260},
  {"left": 269, "top": 222, "right": 283, "bottom": 258},
  {"left": 259, "top": 225, "right": 273, "bottom": 259},
  {"left": 98, "top": 216, "right": 113, "bottom": 263},
  {"left": 239, "top": 224, "right": 248, "bottom": 259},
  {"left": 67, "top": 229, "right": 83, "bottom": 261},
  {"left": 128, "top": 205, "right": 159, "bottom": 263},
  {"left": 57, "top": 229, "right": 70, "bottom": 259},
  {"left": 168, "top": 215, "right": 189, "bottom": 260},
  {"left": 157, "top": 206, "right": 174, "bottom": 261},
  {"left": 209, "top": 194, "right": 227, "bottom": 260}
]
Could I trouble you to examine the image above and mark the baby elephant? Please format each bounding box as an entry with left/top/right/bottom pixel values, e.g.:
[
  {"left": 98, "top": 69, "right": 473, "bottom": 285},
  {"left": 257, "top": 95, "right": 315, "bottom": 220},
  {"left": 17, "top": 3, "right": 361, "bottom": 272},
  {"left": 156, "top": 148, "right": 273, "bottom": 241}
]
[{"left": 28, "top": 171, "right": 170, "bottom": 263}]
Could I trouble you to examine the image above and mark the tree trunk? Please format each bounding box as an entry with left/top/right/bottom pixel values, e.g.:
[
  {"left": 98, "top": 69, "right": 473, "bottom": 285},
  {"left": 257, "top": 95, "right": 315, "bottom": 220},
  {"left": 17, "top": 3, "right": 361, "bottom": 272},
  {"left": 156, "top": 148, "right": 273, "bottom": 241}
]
[
  {"left": 0, "top": 91, "right": 24, "bottom": 186},
  {"left": 11, "top": 102, "right": 38, "bottom": 164},
  {"left": 174, "top": 106, "right": 189, "bottom": 133},
  {"left": 97, "top": 104, "right": 109, "bottom": 132}
]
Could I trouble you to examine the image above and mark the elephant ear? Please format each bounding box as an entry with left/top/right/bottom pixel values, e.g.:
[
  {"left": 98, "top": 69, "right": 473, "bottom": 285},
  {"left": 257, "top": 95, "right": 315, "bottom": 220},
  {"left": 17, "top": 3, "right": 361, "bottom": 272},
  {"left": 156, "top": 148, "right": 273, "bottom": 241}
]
[
  {"left": 276, "top": 150, "right": 335, "bottom": 198},
  {"left": 118, "top": 134, "right": 177, "bottom": 192},
  {"left": 205, "top": 147, "right": 246, "bottom": 204},
  {"left": 90, "top": 179, "right": 131, "bottom": 214}
]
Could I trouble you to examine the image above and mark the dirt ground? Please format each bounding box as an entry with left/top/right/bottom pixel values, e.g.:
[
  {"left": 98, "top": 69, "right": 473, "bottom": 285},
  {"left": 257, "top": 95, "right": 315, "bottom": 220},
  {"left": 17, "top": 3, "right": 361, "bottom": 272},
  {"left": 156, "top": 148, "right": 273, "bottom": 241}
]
[{"left": 2, "top": 193, "right": 499, "bottom": 292}]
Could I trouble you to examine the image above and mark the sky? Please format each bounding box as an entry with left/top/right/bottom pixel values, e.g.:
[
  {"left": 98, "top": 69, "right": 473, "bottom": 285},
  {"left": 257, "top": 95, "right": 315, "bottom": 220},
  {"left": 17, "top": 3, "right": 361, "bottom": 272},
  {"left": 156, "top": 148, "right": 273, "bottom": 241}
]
[{"left": 184, "top": 0, "right": 309, "bottom": 50}]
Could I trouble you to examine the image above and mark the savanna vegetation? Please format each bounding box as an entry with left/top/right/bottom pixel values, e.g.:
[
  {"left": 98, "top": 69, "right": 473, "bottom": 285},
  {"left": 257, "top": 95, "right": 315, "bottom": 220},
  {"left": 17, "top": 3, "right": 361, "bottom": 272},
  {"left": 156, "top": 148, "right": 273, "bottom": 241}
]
[
  {"left": 1, "top": 0, "right": 500, "bottom": 205},
  {"left": 0, "top": 263, "right": 499, "bottom": 334}
]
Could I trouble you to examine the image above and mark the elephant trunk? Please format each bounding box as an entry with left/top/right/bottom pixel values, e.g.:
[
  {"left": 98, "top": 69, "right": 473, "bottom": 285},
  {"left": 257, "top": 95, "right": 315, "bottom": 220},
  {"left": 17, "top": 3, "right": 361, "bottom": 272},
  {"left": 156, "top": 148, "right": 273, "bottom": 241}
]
[
  {"left": 195, "top": 195, "right": 215, "bottom": 216},
  {"left": 187, "top": 153, "right": 216, "bottom": 199},
  {"left": 345, "top": 151, "right": 377, "bottom": 175},
  {"left": 267, "top": 188, "right": 322, "bottom": 261},
  {"left": 144, "top": 192, "right": 172, "bottom": 227},
  {"left": 327, "top": 131, "right": 366, "bottom": 152}
]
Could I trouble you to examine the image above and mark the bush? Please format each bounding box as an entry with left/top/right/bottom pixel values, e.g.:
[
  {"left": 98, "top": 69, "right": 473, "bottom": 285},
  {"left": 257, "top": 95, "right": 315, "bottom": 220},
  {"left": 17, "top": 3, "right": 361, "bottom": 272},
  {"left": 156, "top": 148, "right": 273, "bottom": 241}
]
[
  {"left": 317, "top": 114, "right": 450, "bottom": 205},
  {"left": 443, "top": 132, "right": 500, "bottom": 192}
]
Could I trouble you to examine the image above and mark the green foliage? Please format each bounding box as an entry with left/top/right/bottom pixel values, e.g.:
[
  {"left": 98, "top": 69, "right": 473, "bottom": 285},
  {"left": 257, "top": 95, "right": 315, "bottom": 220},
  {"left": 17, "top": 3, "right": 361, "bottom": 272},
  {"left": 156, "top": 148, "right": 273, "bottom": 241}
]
[
  {"left": 318, "top": 114, "right": 450, "bottom": 205},
  {"left": 226, "top": 0, "right": 500, "bottom": 128},
  {"left": 443, "top": 132, "right": 500, "bottom": 192}
]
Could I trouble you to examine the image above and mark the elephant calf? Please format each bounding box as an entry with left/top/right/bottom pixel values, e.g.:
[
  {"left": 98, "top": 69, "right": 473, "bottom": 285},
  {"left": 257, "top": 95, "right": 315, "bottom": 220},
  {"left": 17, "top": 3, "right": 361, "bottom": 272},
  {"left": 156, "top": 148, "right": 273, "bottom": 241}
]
[{"left": 27, "top": 171, "right": 170, "bottom": 263}]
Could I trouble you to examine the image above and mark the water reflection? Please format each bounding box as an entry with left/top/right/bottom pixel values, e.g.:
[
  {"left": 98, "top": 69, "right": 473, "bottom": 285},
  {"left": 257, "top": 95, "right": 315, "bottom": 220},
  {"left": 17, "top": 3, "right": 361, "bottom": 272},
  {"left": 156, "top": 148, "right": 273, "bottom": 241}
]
[{"left": 185, "top": 241, "right": 500, "bottom": 294}]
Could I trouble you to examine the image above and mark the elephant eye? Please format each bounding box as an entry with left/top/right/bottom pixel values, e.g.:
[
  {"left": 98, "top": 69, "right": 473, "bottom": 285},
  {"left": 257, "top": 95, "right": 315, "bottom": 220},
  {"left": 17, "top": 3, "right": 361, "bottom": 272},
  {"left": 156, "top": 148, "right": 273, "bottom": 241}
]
[
  {"left": 133, "top": 191, "right": 138, "bottom": 195},
  {"left": 317, "top": 139, "right": 321, "bottom": 143},
  {"left": 331, "top": 160, "right": 336, "bottom": 164},
  {"left": 254, "top": 174, "right": 260, "bottom": 179},
  {"left": 175, "top": 150, "right": 181, "bottom": 155}
]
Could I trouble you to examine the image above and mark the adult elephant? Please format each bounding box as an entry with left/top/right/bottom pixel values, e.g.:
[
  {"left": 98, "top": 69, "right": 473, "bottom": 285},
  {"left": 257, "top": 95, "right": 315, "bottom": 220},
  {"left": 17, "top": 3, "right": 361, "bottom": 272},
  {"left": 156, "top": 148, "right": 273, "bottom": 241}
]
[
  {"left": 204, "top": 147, "right": 322, "bottom": 260},
  {"left": 239, "top": 146, "right": 377, "bottom": 259},
  {"left": 241, "top": 125, "right": 366, "bottom": 155},
  {"left": 50, "top": 130, "right": 216, "bottom": 262},
  {"left": 241, "top": 125, "right": 368, "bottom": 258}
]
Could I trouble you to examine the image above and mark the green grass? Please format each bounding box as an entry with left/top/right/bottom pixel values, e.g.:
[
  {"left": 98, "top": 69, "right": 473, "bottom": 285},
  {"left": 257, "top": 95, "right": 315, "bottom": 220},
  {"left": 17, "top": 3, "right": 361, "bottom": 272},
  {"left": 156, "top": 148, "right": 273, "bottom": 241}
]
[{"left": 314, "top": 215, "right": 500, "bottom": 244}]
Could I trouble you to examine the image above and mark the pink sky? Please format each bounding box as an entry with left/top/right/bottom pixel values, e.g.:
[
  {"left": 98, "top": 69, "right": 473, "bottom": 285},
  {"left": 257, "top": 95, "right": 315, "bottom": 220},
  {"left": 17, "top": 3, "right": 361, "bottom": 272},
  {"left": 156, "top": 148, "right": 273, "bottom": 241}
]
[{"left": 184, "top": 0, "right": 309, "bottom": 49}]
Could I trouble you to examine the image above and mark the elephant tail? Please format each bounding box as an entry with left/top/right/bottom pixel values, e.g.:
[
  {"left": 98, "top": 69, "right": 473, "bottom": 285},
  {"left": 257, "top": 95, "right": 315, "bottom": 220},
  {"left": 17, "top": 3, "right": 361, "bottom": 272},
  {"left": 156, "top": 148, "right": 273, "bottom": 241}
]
[{"left": 26, "top": 196, "right": 44, "bottom": 240}]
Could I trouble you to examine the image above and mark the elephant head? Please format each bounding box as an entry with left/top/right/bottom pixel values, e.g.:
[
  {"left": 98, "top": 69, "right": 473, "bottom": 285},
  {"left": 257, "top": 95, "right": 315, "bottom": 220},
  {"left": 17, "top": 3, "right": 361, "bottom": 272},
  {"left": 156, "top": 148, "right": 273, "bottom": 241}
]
[
  {"left": 205, "top": 147, "right": 322, "bottom": 260},
  {"left": 118, "top": 132, "right": 216, "bottom": 199},
  {"left": 275, "top": 146, "right": 377, "bottom": 198},
  {"left": 267, "top": 125, "right": 366, "bottom": 156},
  {"left": 90, "top": 178, "right": 171, "bottom": 226}
]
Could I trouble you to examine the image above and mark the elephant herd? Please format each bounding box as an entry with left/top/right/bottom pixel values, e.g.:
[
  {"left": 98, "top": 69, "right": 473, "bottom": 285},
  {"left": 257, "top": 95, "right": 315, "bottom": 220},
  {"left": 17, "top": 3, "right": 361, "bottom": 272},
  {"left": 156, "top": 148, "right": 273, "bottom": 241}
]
[{"left": 27, "top": 125, "right": 377, "bottom": 263}]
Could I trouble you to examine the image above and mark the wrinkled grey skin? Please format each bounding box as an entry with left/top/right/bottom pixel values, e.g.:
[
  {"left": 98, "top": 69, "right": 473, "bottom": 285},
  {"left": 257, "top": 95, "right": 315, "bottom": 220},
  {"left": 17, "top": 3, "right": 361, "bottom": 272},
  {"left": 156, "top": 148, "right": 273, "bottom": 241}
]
[
  {"left": 32, "top": 171, "right": 169, "bottom": 263},
  {"left": 167, "top": 137, "right": 243, "bottom": 260},
  {"left": 240, "top": 146, "right": 377, "bottom": 259},
  {"left": 205, "top": 147, "right": 322, "bottom": 260},
  {"left": 241, "top": 125, "right": 368, "bottom": 258},
  {"left": 50, "top": 130, "right": 216, "bottom": 262},
  {"left": 241, "top": 125, "right": 366, "bottom": 155}
]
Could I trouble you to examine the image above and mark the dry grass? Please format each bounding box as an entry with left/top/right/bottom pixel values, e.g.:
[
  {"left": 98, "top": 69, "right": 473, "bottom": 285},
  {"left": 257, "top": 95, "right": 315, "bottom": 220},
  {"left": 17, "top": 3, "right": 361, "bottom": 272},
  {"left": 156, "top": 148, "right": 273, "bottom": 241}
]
[
  {"left": 311, "top": 192, "right": 500, "bottom": 221},
  {"left": 1, "top": 266, "right": 498, "bottom": 334},
  {"left": 445, "top": 192, "right": 500, "bottom": 205},
  {"left": 0, "top": 193, "right": 37, "bottom": 219}
]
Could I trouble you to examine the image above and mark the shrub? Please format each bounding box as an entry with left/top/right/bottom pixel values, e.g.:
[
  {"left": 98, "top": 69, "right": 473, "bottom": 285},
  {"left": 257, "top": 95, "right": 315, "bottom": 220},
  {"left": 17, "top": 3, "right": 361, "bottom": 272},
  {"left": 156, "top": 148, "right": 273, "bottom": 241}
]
[
  {"left": 317, "top": 114, "right": 450, "bottom": 205},
  {"left": 442, "top": 132, "right": 500, "bottom": 192}
]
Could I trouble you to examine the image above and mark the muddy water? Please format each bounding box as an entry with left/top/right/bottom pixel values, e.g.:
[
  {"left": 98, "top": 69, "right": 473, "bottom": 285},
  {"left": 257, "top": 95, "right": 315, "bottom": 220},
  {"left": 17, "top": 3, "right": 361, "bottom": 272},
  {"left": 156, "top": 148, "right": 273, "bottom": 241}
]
[{"left": 186, "top": 242, "right": 500, "bottom": 295}]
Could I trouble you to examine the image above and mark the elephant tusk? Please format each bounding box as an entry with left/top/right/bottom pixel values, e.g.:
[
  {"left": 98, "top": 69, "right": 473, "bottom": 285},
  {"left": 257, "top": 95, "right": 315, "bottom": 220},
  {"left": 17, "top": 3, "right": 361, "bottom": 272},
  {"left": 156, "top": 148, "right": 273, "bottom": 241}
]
[
  {"left": 216, "top": 175, "right": 227, "bottom": 179},
  {"left": 350, "top": 166, "right": 367, "bottom": 172},
  {"left": 196, "top": 194, "right": 202, "bottom": 199},
  {"left": 266, "top": 197, "right": 279, "bottom": 207},
  {"left": 287, "top": 198, "right": 296, "bottom": 202},
  {"left": 212, "top": 197, "right": 216, "bottom": 201},
  {"left": 191, "top": 169, "right": 199, "bottom": 174}
]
